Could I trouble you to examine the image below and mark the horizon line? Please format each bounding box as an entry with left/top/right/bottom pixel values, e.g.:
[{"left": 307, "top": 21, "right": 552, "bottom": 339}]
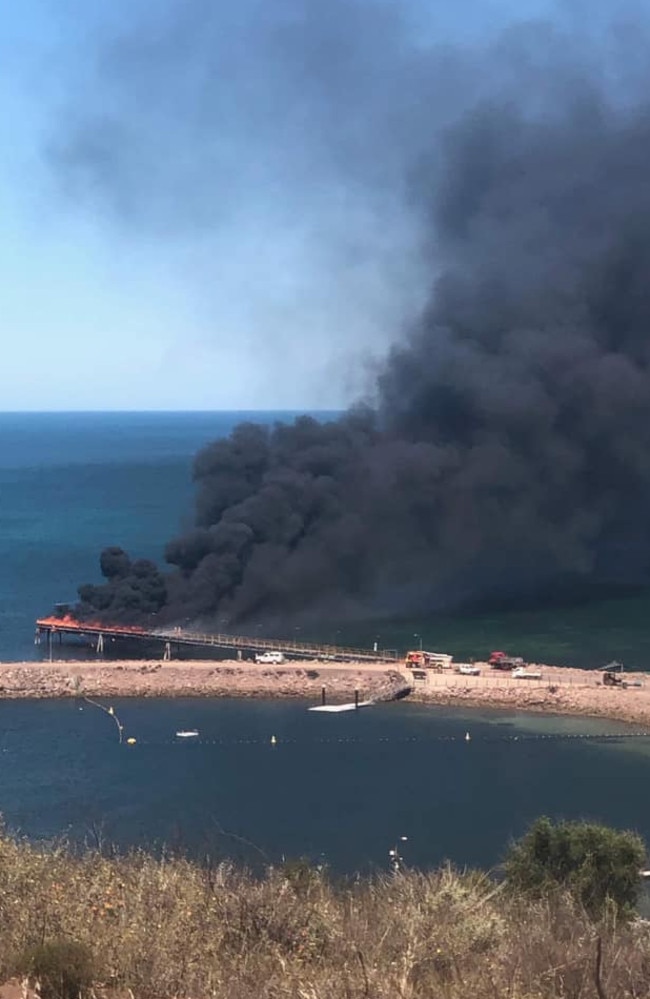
[{"left": 0, "top": 407, "right": 344, "bottom": 415}]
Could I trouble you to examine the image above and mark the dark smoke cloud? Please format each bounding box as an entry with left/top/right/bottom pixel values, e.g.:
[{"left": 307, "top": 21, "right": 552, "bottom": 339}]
[
  {"left": 53, "top": 0, "right": 453, "bottom": 228},
  {"left": 54, "top": 0, "right": 471, "bottom": 406},
  {"left": 64, "top": 2, "right": 650, "bottom": 626}
]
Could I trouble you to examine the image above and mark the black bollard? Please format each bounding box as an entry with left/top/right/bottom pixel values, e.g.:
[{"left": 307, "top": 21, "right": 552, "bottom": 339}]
[
  {"left": 321, "top": 685, "right": 326, "bottom": 706},
  {"left": 355, "top": 688, "right": 359, "bottom": 709}
]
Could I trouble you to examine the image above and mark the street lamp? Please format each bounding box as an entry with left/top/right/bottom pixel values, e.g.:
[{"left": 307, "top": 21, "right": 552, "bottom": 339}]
[{"left": 414, "top": 633, "right": 422, "bottom": 652}]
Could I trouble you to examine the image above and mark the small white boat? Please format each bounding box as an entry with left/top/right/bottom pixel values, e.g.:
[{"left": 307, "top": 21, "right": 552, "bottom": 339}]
[{"left": 176, "top": 729, "right": 200, "bottom": 738}]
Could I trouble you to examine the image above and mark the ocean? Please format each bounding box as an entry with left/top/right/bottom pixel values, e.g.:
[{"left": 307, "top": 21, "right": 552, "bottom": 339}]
[
  {"left": 1, "top": 411, "right": 650, "bottom": 871},
  {"left": 0, "top": 411, "right": 336, "bottom": 661}
]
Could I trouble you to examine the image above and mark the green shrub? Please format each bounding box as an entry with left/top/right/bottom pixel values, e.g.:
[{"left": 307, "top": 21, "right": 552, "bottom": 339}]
[
  {"left": 15, "top": 940, "right": 95, "bottom": 999},
  {"left": 503, "top": 816, "right": 646, "bottom": 916}
]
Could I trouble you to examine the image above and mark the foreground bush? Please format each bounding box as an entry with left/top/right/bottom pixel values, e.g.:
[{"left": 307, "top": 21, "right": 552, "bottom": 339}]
[
  {"left": 0, "top": 833, "right": 648, "bottom": 997},
  {"left": 504, "top": 817, "right": 646, "bottom": 916},
  {"left": 15, "top": 941, "right": 94, "bottom": 999}
]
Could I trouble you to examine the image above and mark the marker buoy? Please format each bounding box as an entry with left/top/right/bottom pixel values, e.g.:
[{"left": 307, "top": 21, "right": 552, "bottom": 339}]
[
  {"left": 465, "top": 732, "right": 471, "bottom": 742},
  {"left": 270, "top": 735, "right": 277, "bottom": 746},
  {"left": 126, "top": 737, "right": 137, "bottom": 746}
]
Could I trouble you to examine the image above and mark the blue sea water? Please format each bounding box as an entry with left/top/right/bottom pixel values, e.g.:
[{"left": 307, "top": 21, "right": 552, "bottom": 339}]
[
  {"left": 0, "top": 411, "right": 335, "bottom": 661},
  {"left": 1, "top": 411, "right": 650, "bottom": 871}
]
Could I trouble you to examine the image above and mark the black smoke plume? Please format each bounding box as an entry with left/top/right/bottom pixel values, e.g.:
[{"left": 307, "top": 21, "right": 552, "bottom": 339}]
[
  {"left": 78, "top": 548, "right": 167, "bottom": 619},
  {"left": 64, "top": 5, "right": 650, "bottom": 626}
]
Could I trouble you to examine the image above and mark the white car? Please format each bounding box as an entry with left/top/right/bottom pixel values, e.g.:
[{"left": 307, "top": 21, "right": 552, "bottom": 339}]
[
  {"left": 458, "top": 664, "right": 481, "bottom": 676},
  {"left": 512, "top": 666, "right": 542, "bottom": 680},
  {"left": 254, "top": 651, "right": 285, "bottom": 665}
]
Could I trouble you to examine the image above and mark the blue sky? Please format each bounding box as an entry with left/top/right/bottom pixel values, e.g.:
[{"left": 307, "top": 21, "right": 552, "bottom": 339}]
[{"left": 1, "top": 0, "right": 594, "bottom": 410}]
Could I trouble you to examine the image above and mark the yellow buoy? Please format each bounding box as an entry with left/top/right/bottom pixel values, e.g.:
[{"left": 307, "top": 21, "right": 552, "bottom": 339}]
[
  {"left": 270, "top": 735, "right": 277, "bottom": 746},
  {"left": 126, "top": 737, "right": 137, "bottom": 746}
]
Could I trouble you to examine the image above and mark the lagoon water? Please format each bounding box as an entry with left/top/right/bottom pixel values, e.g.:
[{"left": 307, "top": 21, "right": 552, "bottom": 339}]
[
  {"left": 1, "top": 696, "right": 649, "bottom": 872},
  {"left": 1, "top": 411, "right": 650, "bottom": 870}
]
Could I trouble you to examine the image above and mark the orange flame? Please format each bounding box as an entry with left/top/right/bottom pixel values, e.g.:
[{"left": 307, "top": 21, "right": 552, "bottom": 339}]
[{"left": 36, "top": 615, "right": 147, "bottom": 634}]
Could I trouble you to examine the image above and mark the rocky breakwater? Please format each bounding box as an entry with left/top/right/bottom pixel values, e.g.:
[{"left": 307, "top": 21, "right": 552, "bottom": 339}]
[
  {"left": 0, "top": 660, "right": 408, "bottom": 702},
  {"left": 410, "top": 663, "right": 650, "bottom": 727},
  {"left": 0, "top": 665, "right": 78, "bottom": 698},
  {"left": 372, "top": 672, "right": 413, "bottom": 703}
]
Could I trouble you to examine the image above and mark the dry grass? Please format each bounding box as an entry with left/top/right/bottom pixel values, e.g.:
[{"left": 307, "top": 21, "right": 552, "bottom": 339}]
[{"left": 0, "top": 834, "right": 648, "bottom": 998}]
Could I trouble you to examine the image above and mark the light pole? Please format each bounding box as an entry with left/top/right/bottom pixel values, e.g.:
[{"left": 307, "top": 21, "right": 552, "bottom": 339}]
[
  {"left": 389, "top": 835, "right": 408, "bottom": 873},
  {"left": 414, "top": 633, "right": 422, "bottom": 652}
]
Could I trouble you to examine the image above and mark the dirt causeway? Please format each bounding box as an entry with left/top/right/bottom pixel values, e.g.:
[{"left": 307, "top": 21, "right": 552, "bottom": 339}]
[{"left": 1, "top": 658, "right": 650, "bottom": 727}]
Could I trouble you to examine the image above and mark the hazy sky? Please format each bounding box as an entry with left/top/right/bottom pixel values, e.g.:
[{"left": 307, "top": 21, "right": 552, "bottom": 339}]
[{"left": 1, "top": 0, "right": 596, "bottom": 410}]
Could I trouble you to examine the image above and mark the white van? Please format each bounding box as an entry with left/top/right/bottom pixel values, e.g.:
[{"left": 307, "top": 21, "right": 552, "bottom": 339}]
[{"left": 254, "top": 651, "right": 285, "bottom": 664}]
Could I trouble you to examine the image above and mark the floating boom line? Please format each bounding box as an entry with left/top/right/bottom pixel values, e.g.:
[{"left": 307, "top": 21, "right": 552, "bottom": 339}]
[{"left": 82, "top": 696, "right": 124, "bottom": 744}]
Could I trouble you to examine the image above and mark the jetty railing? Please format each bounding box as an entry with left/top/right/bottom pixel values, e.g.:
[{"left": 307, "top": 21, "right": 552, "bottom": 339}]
[{"left": 35, "top": 618, "right": 400, "bottom": 663}]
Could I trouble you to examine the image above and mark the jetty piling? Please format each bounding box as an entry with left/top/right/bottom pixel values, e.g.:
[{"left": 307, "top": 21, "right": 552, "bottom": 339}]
[{"left": 35, "top": 618, "right": 400, "bottom": 664}]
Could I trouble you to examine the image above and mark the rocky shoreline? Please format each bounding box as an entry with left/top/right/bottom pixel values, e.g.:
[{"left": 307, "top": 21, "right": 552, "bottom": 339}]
[
  {"left": 0, "top": 660, "right": 406, "bottom": 704},
  {"left": 2, "top": 658, "right": 650, "bottom": 728},
  {"left": 412, "top": 667, "right": 650, "bottom": 731}
]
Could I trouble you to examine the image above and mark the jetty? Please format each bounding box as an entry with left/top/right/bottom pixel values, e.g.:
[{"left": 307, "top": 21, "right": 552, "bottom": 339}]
[
  {"left": 34, "top": 616, "right": 400, "bottom": 664},
  {"left": 309, "top": 699, "right": 375, "bottom": 713},
  {"left": 309, "top": 680, "right": 412, "bottom": 712}
]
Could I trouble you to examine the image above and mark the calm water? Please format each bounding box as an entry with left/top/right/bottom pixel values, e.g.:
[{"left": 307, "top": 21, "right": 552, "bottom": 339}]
[
  {"left": 0, "top": 696, "right": 648, "bottom": 872},
  {"left": 0, "top": 411, "right": 335, "bottom": 662},
  {"left": 1, "top": 411, "right": 650, "bottom": 870}
]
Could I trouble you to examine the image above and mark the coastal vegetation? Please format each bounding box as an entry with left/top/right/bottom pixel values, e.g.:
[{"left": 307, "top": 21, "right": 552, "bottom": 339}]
[
  {"left": 503, "top": 817, "right": 646, "bottom": 918},
  {"left": 0, "top": 819, "right": 648, "bottom": 998}
]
